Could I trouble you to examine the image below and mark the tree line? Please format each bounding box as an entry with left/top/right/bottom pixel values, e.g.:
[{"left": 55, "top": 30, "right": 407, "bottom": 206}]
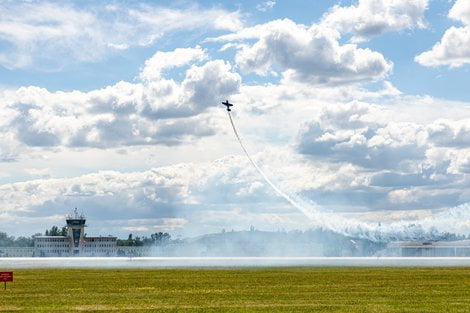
[
  {"left": 0, "top": 232, "right": 34, "bottom": 247},
  {"left": 116, "top": 232, "right": 171, "bottom": 246}
]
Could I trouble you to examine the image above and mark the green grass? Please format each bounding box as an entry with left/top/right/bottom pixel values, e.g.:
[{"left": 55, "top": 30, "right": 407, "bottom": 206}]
[{"left": 0, "top": 267, "right": 469, "bottom": 312}]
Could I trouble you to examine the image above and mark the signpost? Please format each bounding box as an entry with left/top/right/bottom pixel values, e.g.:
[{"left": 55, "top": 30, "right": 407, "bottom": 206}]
[{"left": 0, "top": 272, "right": 13, "bottom": 290}]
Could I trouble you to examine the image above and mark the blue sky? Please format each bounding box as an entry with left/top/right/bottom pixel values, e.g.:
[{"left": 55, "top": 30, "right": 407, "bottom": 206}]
[
  {"left": 1, "top": 0, "right": 468, "bottom": 100},
  {"left": 0, "top": 0, "right": 469, "bottom": 238}
]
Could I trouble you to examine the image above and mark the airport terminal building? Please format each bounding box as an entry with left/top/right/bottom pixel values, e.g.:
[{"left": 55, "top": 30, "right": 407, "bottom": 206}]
[
  {"left": 0, "top": 209, "right": 117, "bottom": 257},
  {"left": 0, "top": 210, "right": 154, "bottom": 257},
  {"left": 34, "top": 210, "right": 117, "bottom": 257}
]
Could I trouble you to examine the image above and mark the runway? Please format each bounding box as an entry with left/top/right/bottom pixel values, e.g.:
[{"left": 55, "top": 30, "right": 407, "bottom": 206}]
[{"left": 2, "top": 257, "right": 470, "bottom": 268}]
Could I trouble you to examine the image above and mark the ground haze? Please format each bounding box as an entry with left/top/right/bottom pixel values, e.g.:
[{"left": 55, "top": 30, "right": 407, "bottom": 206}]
[{"left": 1, "top": 267, "right": 469, "bottom": 312}]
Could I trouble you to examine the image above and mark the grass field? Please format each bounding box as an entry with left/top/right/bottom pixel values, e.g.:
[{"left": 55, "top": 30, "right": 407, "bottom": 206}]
[{"left": 0, "top": 267, "right": 469, "bottom": 312}]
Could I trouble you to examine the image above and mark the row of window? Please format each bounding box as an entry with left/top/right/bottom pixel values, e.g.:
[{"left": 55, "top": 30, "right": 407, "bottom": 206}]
[
  {"left": 36, "top": 238, "right": 115, "bottom": 242},
  {"left": 37, "top": 238, "right": 68, "bottom": 242},
  {"left": 36, "top": 243, "right": 116, "bottom": 248},
  {"left": 86, "top": 238, "right": 116, "bottom": 242},
  {"left": 36, "top": 244, "right": 69, "bottom": 248},
  {"left": 39, "top": 249, "right": 69, "bottom": 254}
]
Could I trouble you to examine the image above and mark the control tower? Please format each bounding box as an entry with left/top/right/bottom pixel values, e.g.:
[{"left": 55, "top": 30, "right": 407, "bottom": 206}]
[{"left": 66, "top": 208, "right": 87, "bottom": 255}]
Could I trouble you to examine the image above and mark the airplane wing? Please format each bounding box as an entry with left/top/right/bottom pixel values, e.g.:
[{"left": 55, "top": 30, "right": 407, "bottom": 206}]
[{"left": 222, "top": 100, "right": 233, "bottom": 111}]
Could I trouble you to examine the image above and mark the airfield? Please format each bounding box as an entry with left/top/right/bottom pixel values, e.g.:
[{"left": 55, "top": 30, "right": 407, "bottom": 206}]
[{"left": 1, "top": 262, "right": 469, "bottom": 312}]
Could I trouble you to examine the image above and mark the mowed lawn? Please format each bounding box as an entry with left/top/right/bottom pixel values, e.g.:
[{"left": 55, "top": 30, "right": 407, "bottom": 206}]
[{"left": 0, "top": 267, "right": 469, "bottom": 312}]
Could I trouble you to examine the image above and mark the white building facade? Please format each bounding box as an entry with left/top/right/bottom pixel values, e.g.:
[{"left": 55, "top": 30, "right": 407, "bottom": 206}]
[{"left": 34, "top": 210, "right": 117, "bottom": 257}]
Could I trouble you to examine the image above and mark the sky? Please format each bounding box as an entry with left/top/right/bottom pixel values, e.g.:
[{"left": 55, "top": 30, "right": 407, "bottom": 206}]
[{"left": 0, "top": 0, "right": 469, "bottom": 239}]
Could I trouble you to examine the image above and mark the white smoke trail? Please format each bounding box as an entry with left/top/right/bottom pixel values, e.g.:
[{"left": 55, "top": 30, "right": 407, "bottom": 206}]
[
  {"left": 227, "top": 111, "right": 470, "bottom": 241},
  {"left": 227, "top": 111, "right": 372, "bottom": 235},
  {"left": 228, "top": 111, "right": 320, "bottom": 221}
]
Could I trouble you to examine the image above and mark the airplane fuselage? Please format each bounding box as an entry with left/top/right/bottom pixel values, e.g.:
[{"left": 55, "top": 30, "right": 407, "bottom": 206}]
[{"left": 222, "top": 100, "right": 233, "bottom": 111}]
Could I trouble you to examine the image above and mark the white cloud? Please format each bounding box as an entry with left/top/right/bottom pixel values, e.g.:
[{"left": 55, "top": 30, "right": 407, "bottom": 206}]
[
  {"left": 415, "top": 26, "right": 470, "bottom": 67},
  {"left": 426, "top": 119, "right": 470, "bottom": 147},
  {"left": 321, "top": 0, "right": 428, "bottom": 42},
  {"left": 0, "top": 132, "right": 20, "bottom": 162},
  {"left": 154, "top": 218, "right": 188, "bottom": 232},
  {"left": 416, "top": 0, "right": 470, "bottom": 67},
  {"left": 0, "top": 53, "right": 240, "bottom": 152},
  {"left": 0, "top": 76, "right": 469, "bottom": 236},
  {"left": 1, "top": 0, "right": 469, "bottom": 240},
  {"left": 123, "top": 226, "right": 149, "bottom": 232},
  {"left": 297, "top": 101, "right": 428, "bottom": 170},
  {"left": 447, "top": 149, "right": 470, "bottom": 174},
  {"left": 0, "top": 155, "right": 288, "bottom": 235},
  {"left": 212, "top": 19, "right": 392, "bottom": 85},
  {"left": 449, "top": 0, "right": 470, "bottom": 25},
  {"left": 296, "top": 100, "right": 470, "bottom": 192},
  {"left": 0, "top": 2, "right": 243, "bottom": 70},
  {"left": 2, "top": 57, "right": 467, "bottom": 226},
  {"left": 181, "top": 60, "right": 241, "bottom": 112},
  {"left": 139, "top": 47, "right": 207, "bottom": 82},
  {"left": 0, "top": 141, "right": 468, "bottom": 237}
]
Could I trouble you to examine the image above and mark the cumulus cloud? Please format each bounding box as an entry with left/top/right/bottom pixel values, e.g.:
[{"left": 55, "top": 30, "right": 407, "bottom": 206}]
[
  {"left": 0, "top": 2, "right": 242, "bottom": 69},
  {"left": 0, "top": 133, "right": 20, "bottom": 162},
  {"left": 321, "top": 0, "right": 428, "bottom": 42},
  {"left": 449, "top": 0, "right": 470, "bottom": 25},
  {"left": 211, "top": 19, "right": 392, "bottom": 85},
  {"left": 386, "top": 187, "right": 462, "bottom": 207},
  {"left": 296, "top": 101, "right": 470, "bottom": 187},
  {"left": 140, "top": 59, "right": 241, "bottom": 119},
  {"left": 1, "top": 77, "right": 469, "bottom": 236},
  {"left": 416, "top": 0, "right": 470, "bottom": 67},
  {"left": 297, "top": 101, "right": 427, "bottom": 169},
  {"left": 139, "top": 47, "right": 207, "bottom": 82},
  {"left": 426, "top": 119, "right": 470, "bottom": 147},
  {"left": 0, "top": 51, "right": 241, "bottom": 151},
  {"left": 291, "top": 99, "right": 469, "bottom": 217},
  {"left": 445, "top": 149, "right": 470, "bottom": 175}
]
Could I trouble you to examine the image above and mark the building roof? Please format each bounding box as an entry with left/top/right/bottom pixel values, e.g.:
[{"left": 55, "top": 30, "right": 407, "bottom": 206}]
[
  {"left": 389, "top": 240, "right": 470, "bottom": 248},
  {"left": 34, "top": 236, "right": 68, "bottom": 239},
  {"left": 35, "top": 235, "right": 117, "bottom": 239},
  {"left": 85, "top": 236, "right": 117, "bottom": 239}
]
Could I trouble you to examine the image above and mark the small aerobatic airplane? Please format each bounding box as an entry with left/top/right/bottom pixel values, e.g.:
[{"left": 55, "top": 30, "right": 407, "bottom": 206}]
[{"left": 222, "top": 100, "right": 233, "bottom": 111}]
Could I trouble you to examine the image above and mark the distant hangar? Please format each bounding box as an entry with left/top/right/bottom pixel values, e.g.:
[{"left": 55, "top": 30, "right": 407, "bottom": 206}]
[{"left": 387, "top": 240, "right": 470, "bottom": 257}]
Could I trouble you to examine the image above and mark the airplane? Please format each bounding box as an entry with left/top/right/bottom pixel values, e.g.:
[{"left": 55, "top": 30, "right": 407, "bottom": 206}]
[{"left": 222, "top": 100, "right": 233, "bottom": 111}]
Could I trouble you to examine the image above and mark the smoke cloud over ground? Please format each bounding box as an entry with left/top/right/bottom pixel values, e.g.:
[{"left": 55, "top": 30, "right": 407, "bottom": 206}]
[{"left": 2, "top": 257, "right": 470, "bottom": 269}]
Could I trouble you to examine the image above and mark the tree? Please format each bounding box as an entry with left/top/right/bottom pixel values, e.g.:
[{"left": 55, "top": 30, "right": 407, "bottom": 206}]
[
  {"left": 117, "top": 233, "right": 144, "bottom": 246},
  {"left": 0, "top": 232, "right": 34, "bottom": 247},
  {"left": 150, "top": 232, "right": 171, "bottom": 246},
  {"left": 118, "top": 232, "right": 171, "bottom": 247},
  {"left": 44, "top": 225, "right": 66, "bottom": 236}
]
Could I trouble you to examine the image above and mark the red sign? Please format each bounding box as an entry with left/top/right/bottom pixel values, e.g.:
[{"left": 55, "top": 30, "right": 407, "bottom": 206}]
[{"left": 0, "top": 272, "right": 13, "bottom": 282}]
